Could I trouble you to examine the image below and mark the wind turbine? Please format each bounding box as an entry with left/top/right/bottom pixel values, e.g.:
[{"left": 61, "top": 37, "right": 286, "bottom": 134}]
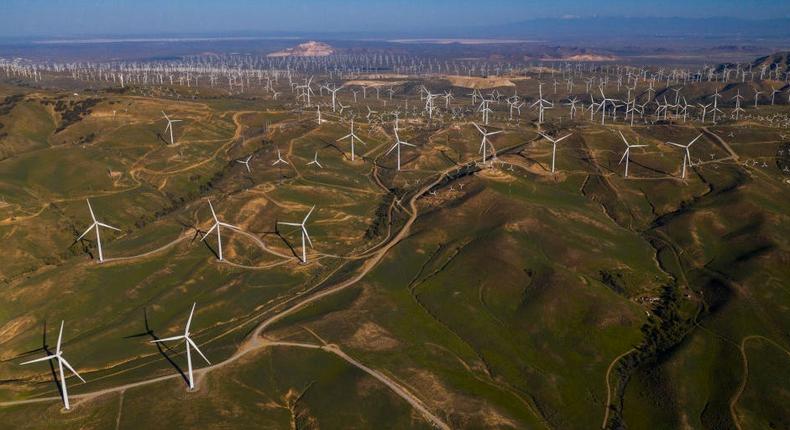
[
  {"left": 665, "top": 134, "right": 702, "bottom": 179},
  {"left": 538, "top": 132, "right": 573, "bottom": 173},
  {"left": 76, "top": 199, "right": 120, "bottom": 263},
  {"left": 698, "top": 103, "right": 712, "bottom": 123},
  {"left": 307, "top": 151, "right": 323, "bottom": 168},
  {"left": 596, "top": 89, "right": 616, "bottom": 125},
  {"left": 473, "top": 123, "right": 502, "bottom": 164},
  {"left": 162, "top": 111, "right": 182, "bottom": 145},
  {"left": 150, "top": 303, "right": 210, "bottom": 390},
  {"left": 366, "top": 106, "right": 378, "bottom": 121},
  {"left": 337, "top": 119, "right": 366, "bottom": 161},
  {"left": 617, "top": 131, "right": 647, "bottom": 178},
  {"left": 20, "top": 321, "right": 85, "bottom": 410},
  {"left": 325, "top": 85, "right": 342, "bottom": 112},
  {"left": 272, "top": 148, "right": 289, "bottom": 166},
  {"left": 770, "top": 86, "right": 780, "bottom": 105},
  {"left": 201, "top": 199, "right": 240, "bottom": 261},
  {"left": 531, "top": 83, "right": 553, "bottom": 124},
  {"left": 386, "top": 127, "right": 415, "bottom": 171},
  {"left": 278, "top": 206, "right": 315, "bottom": 263},
  {"left": 236, "top": 154, "right": 253, "bottom": 173}
]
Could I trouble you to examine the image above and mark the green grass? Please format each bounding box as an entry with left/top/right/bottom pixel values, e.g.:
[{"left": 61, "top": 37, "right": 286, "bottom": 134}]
[{"left": 0, "top": 79, "right": 788, "bottom": 429}]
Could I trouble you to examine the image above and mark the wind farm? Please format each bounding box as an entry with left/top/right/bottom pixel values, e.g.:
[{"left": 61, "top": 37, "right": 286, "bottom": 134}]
[{"left": 0, "top": 2, "right": 789, "bottom": 429}]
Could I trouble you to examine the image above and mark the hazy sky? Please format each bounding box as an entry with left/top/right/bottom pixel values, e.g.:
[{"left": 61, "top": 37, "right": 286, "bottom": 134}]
[{"left": 2, "top": 0, "right": 789, "bottom": 37}]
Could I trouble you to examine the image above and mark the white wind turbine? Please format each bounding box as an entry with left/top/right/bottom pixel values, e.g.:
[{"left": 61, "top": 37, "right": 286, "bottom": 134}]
[
  {"left": 307, "top": 151, "right": 323, "bottom": 168},
  {"left": 162, "top": 111, "right": 182, "bottom": 145},
  {"left": 20, "top": 321, "right": 85, "bottom": 410},
  {"left": 473, "top": 123, "right": 502, "bottom": 164},
  {"left": 150, "top": 303, "right": 210, "bottom": 390},
  {"left": 386, "top": 128, "right": 415, "bottom": 171},
  {"left": 326, "top": 85, "right": 342, "bottom": 112},
  {"left": 337, "top": 119, "right": 366, "bottom": 161},
  {"left": 201, "top": 199, "right": 240, "bottom": 261},
  {"left": 531, "top": 83, "right": 553, "bottom": 124},
  {"left": 76, "top": 199, "right": 120, "bottom": 263},
  {"left": 272, "top": 148, "right": 289, "bottom": 166},
  {"left": 665, "top": 134, "right": 702, "bottom": 179},
  {"left": 236, "top": 154, "right": 253, "bottom": 173},
  {"left": 617, "top": 131, "right": 647, "bottom": 178},
  {"left": 278, "top": 206, "right": 315, "bottom": 263},
  {"left": 538, "top": 132, "right": 573, "bottom": 173},
  {"left": 366, "top": 106, "right": 378, "bottom": 121}
]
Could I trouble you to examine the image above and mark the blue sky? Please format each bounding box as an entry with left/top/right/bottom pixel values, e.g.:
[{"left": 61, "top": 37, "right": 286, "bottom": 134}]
[{"left": 1, "top": 0, "right": 789, "bottom": 37}]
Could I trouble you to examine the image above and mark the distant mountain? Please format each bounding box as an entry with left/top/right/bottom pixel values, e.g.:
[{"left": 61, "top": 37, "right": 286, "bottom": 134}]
[
  {"left": 715, "top": 51, "right": 790, "bottom": 72},
  {"left": 751, "top": 51, "right": 790, "bottom": 69},
  {"left": 459, "top": 17, "right": 790, "bottom": 41},
  {"left": 266, "top": 41, "right": 334, "bottom": 58}
]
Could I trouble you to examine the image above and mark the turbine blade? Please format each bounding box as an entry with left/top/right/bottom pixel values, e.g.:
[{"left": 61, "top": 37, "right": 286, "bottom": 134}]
[
  {"left": 555, "top": 134, "right": 572, "bottom": 143},
  {"left": 207, "top": 200, "right": 218, "bottom": 222},
  {"left": 185, "top": 302, "right": 196, "bottom": 335},
  {"left": 689, "top": 134, "right": 703, "bottom": 146},
  {"left": 200, "top": 224, "right": 218, "bottom": 241},
  {"left": 618, "top": 149, "right": 629, "bottom": 165},
  {"left": 303, "top": 205, "right": 315, "bottom": 223},
  {"left": 86, "top": 199, "right": 96, "bottom": 222},
  {"left": 97, "top": 223, "right": 121, "bottom": 232},
  {"left": 187, "top": 337, "right": 211, "bottom": 365},
  {"left": 56, "top": 321, "right": 64, "bottom": 353},
  {"left": 150, "top": 335, "right": 185, "bottom": 343},
  {"left": 618, "top": 130, "right": 629, "bottom": 145},
  {"left": 76, "top": 224, "right": 96, "bottom": 242},
  {"left": 59, "top": 357, "right": 86, "bottom": 383},
  {"left": 20, "top": 354, "right": 58, "bottom": 365},
  {"left": 385, "top": 143, "right": 399, "bottom": 155}
]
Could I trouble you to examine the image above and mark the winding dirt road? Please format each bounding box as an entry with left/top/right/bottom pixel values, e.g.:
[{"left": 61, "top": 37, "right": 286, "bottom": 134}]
[{"left": 0, "top": 153, "right": 457, "bottom": 429}]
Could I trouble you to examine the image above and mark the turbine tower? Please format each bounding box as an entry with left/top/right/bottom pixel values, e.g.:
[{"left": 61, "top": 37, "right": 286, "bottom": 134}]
[
  {"left": 272, "top": 149, "right": 289, "bottom": 166},
  {"left": 20, "top": 321, "right": 85, "bottom": 410},
  {"left": 278, "top": 206, "right": 315, "bottom": 264},
  {"left": 76, "top": 199, "right": 120, "bottom": 263},
  {"left": 162, "top": 111, "right": 182, "bottom": 145},
  {"left": 473, "top": 123, "right": 502, "bottom": 164},
  {"left": 236, "top": 155, "right": 253, "bottom": 173},
  {"left": 337, "top": 119, "right": 366, "bottom": 161},
  {"left": 386, "top": 128, "right": 415, "bottom": 171},
  {"left": 150, "top": 303, "right": 211, "bottom": 390},
  {"left": 201, "top": 200, "right": 240, "bottom": 261},
  {"left": 307, "top": 151, "right": 323, "bottom": 168},
  {"left": 618, "top": 131, "right": 647, "bottom": 178},
  {"left": 666, "top": 134, "right": 702, "bottom": 180},
  {"left": 538, "top": 132, "right": 573, "bottom": 173}
]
